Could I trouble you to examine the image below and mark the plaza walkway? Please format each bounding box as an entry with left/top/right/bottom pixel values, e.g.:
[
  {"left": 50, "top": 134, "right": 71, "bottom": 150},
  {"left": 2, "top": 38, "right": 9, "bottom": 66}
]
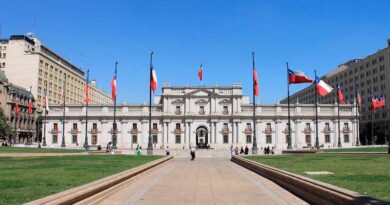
[{"left": 78, "top": 157, "right": 307, "bottom": 205}]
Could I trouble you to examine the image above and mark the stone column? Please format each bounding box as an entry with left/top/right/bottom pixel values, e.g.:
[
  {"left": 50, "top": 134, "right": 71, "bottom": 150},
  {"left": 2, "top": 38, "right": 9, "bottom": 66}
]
[
  {"left": 333, "top": 120, "right": 337, "bottom": 147},
  {"left": 294, "top": 120, "right": 300, "bottom": 148},
  {"left": 236, "top": 122, "right": 239, "bottom": 144},
  {"left": 275, "top": 120, "right": 280, "bottom": 149}
]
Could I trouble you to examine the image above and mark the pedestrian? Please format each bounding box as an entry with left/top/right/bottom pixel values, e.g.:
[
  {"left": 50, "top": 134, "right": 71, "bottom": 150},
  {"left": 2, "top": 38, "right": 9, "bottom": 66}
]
[
  {"left": 166, "top": 146, "right": 170, "bottom": 155},
  {"left": 235, "top": 146, "right": 239, "bottom": 155},
  {"left": 230, "top": 145, "right": 234, "bottom": 155},
  {"left": 97, "top": 145, "right": 102, "bottom": 151},
  {"left": 244, "top": 145, "right": 249, "bottom": 155},
  {"left": 135, "top": 146, "right": 142, "bottom": 155},
  {"left": 240, "top": 146, "right": 244, "bottom": 155},
  {"left": 106, "top": 142, "right": 112, "bottom": 153},
  {"left": 190, "top": 146, "right": 196, "bottom": 160}
]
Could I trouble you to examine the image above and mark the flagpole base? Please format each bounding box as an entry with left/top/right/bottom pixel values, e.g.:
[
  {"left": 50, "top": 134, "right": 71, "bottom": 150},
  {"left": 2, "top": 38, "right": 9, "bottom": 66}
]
[{"left": 147, "top": 149, "right": 154, "bottom": 155}]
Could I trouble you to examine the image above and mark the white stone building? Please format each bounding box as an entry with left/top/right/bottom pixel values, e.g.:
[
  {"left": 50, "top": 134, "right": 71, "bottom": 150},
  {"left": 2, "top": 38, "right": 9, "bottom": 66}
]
[{"left": 43, "top": 85, "right": 359, "bottom": 150}]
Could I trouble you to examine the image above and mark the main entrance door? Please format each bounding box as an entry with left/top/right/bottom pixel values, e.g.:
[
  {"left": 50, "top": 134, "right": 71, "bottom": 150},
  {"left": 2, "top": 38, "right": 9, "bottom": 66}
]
[{"left": 196, "top": 126, "right": 208, "bottom": 148}]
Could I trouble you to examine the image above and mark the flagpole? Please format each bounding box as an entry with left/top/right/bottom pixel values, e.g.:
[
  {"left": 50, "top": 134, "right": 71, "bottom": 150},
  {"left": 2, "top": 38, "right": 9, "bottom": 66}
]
[
  {"left": 371, "top": 86, "right": 374, "bottom": 145},
  {"left": 355, "top": 84, "right": 360, "bottom": 146},
  {"left": 61, "top": 74, "right": 66, "bottom": 147},
  {"left": 314, "top": 70, "right": 319, "bottom": 149},
  {"left": 252, "top": 52, "right": 258, "bottom": 154},
  {"left": 286, "top": 63, "right": 292, "bottom": 149},
  {"left": 29, "top": 86, "right": 32, "bottom": 144},
  {"left": 337, "top": 83, "right": 342, "bottom": 147},
  {"left": 84, "top": 69, "right": 89, "bottom": 150},
  {"left": 147, "top": 52, "right": 154, "bottom": 154},
  {"left": 42, "top": 81, "right": 47, "bottom": 146},
  {"left": 384, "top": 94, "right": 387, "bottom": 145},
  {"left": 113, "top": 62, "right": 118, "bottom": 149}
]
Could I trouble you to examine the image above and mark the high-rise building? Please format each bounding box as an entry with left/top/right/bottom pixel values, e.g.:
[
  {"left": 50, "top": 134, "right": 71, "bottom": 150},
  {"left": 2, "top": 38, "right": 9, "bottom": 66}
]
[
  {"left": 0, "top": 35, "right": 111, "bottom": 112},
  {"left": 281, "top": 38, "right": 390, "bottom": 144}
]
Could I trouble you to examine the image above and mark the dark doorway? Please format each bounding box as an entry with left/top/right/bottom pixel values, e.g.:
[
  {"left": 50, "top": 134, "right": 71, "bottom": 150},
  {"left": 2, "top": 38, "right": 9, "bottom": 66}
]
[{"left": 196, "top": 126, "right": 208, "bottom": 148}]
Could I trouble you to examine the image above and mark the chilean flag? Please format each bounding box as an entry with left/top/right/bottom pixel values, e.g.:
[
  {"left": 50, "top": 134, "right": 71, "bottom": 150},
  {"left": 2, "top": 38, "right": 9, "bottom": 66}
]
[
  {"left": 356, "top": 90, "right": 362, "bottom": 112},
  {"left": 198, "top": 64, "right": 203, "bottom": 81},
  {"left": 253, "top": 67, "right": 259, "bottom": 96},
  {"left": 111, "top": 68, "right": 117, "bottom": 101},
  {"left": 337, "top": 84, "right": 345, "bottom": 104},
  {"left": 84, "top": 83, "right": 91, "bottom": 103},
  {"left": 372, "top": 95, "right": 385, "bottom": 110},
  {"left": 151, "top": 65, "right": 158, "bottom": 93},
  {"left": 15, "top": 96, "right": 20, "bottom": 117},
  {"left": 28, "top": 93, "right": 33, "bottom": 115},
  {"left": 288, "top": 69, "right": 313, "bottom": 84},
  {"left": 315, "top": 76, "right": 333, "bottom": 96}
]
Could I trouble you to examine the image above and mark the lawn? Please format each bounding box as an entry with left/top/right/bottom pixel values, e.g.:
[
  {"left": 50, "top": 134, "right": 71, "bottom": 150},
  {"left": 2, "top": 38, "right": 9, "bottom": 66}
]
[
  {"left": 321, "top": 147, "right": 388, "bottom": 153},
  {"left": 246, "top": 154, "right": 390, "bottom": 202},
  {"left": 0, "top": 146, "right": 87, "bottom": 153},
  {"left": 0, "top": 155, "right": 161, "bottom": 204}
]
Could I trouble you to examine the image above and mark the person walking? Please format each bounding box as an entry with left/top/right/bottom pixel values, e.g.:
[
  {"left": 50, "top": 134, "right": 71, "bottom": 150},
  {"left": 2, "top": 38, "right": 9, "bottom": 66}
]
[
  {"left": 240, "top": 146, "right": 244, "bottom": 155},
  {"left": 190, "top": 146, "right": 196, "bottom": 160},
  {"left": 244, "top": 145, "right": 249, "bottom": 155},
  {"left": 230, "top": 145, "right": 234, "bottom": 155},
  {"left": 165, "top": 146, "right": 170, "bottom": 155},
  {"left": 106, "top": 142, "right": 112, "bottom": 153}
]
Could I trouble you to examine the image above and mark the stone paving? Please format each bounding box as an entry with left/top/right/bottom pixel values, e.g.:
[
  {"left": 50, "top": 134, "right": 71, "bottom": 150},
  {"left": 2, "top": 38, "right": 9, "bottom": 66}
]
[{"left": 78, "top": 157, "right": 308, "bottom": 205}]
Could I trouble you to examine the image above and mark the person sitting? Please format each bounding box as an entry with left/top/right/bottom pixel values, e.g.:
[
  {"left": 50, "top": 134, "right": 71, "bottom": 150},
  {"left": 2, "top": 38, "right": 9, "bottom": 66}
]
[
  {"left": 165, "top": 146, "right": 170, "bottom": 155},
  {"left": 244, "top": 145, "right": 249, "bottom": 155},
  {"left": 97, "top": 145, "right": 102, "bottom": 151}
]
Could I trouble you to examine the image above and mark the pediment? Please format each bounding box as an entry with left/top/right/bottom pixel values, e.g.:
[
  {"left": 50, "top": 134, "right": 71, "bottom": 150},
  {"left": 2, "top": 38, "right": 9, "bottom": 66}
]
[
  {"left": 171, "top": 99, "right": 184, "bottom": 104},
  {"left": 195, "top": 99, "right": 208, "bottom": 104},
  {"left": 186, "top": 88, "right": 215, "bottom": 97},
  {"left": 219, "top": 99, "right": 231, "bottom": 104}
]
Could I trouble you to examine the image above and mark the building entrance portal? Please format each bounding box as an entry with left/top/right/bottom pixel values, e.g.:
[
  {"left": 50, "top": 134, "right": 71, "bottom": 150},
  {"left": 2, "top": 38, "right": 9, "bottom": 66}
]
[{"left": 196, "top": 126, "right": 208, "bottom": 148}]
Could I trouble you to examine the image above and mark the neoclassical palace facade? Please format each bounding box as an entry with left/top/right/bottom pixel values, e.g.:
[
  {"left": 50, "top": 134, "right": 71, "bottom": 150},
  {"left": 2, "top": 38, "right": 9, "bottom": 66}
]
[{"left": 43, "top": 85, "right": 359, "bottom": 150}]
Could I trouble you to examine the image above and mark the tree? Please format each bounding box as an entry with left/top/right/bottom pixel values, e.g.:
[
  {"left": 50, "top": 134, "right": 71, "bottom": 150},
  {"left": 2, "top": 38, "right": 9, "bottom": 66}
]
[{"left": 0, "top": 108, "right": 12, "bottom": 141}]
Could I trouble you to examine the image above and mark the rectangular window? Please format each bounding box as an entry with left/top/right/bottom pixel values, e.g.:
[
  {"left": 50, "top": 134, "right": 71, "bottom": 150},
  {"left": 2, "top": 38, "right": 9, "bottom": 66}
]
[
  {"left": 93, "top": 123, "right": 97, "bottom": 130},
  {"left": 153, "top": 123, "right": 157, "bottom": 131},
  {"left": 246, "top": 135, "right": 252, "bottom": 143},
  {"left": 306, "top": 123, "right": 310, "bottom": 129},
  {"left": 132, "top": 135, "right": 137, "bottom": 144},
  {"left": 266, "top": 135, "right": 272, "bottom": 143},
  {"left": 305, "top": 135, "right": 311, "bottom": 144},
  {"left": 344, "top": 135, "right": 349, "bottom": 143},
  {"left": 246, "top": 123, "right": 251, "bottom": 130},
  {"left": 223, "top": 106, "right": 228, "bottom": 115},
  {"left": 175, "top": 106, "right": 181, "bottom": 114},
  {"left": 325, "top": 135, "right": 330, "bottom": 143},
  {"left": 92, "top": 135, "right": 97, "bottom": 145},
  {"left": 199, "top": 106, "right": 205, "bottom": 115},
  {"left": 52, "top": 135, "right": 58, "bottom": 144},
  {"left": 266, "top": 123, "right": 271, "bottom": 130},
  {"left": 73, "top": 123, "right": 77, "bottom": 130},
  {"left": 176, "top": 123, "right": 181, "bottom": 130},
  {"left": 53, "top": 123, "right": 58, "bottom": 130},
  {"left": 132, "top": 123, "right": 137, "bottom": 131},
  {"left": 153, "top": 135, "right": 158, "bottom": 143},
  {"left": 72, "top": 135, "right": 77, "bottom": 144},
  {"left": 223, "top": 135, "right": 229, "bottom": 143},
  {"left": 175, "top": 135, "right": 181, "bottom": 144},
  {"left": 325, "top": 123, "right": 330, "bottom": 131}
]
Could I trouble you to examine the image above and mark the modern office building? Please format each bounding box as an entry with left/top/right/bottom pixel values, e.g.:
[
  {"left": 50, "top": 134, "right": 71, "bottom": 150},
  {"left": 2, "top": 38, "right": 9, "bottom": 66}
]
[
  {"left": 281, "top": 38, "right": 390, "bottom": 144},
  {"left": 44, "top": 85, "right": 358, "bottom": 150},
  {"left": 0, "top": 35, "right": 111, "bottom": 112}
]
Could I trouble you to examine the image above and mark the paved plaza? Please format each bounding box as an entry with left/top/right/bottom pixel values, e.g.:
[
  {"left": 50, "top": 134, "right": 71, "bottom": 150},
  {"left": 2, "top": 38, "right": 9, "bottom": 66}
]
[{"left": 78, "top": 157, "right": 307, "bottom": 205}]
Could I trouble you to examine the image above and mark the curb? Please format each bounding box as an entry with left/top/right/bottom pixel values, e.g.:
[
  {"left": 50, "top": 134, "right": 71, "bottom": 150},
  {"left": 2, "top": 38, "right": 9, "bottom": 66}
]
[
  {"left": 26, "top": 155, "right": 173, "bottom": 205},
  {"left": 231, "top": 156, "right": 389, "bottom": 205}
]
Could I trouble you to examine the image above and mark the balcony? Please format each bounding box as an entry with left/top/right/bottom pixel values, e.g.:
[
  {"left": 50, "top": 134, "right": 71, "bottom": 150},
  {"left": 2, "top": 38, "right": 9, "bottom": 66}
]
[
  {"left": 51, "top": 128, "right": 60, "bottom": 134},
  {"left": 222, "top": 110, "right": 229, "bottom": 115},
  {"left": 265, "top": 127, "right": 272, "bottom": 134},
  {"left": 198, "top": 111, "right": 205, "bottom": 115},
  {"left": 222, "top": 128, "right": 229, "bottom": 134},
  {"left": 175, "top": 110, "right": 182, "bottom": 115},
  {"left": 152, "top": 128, "right": 158, "bottom": 134},
  {"left": 323, "top": 127, "right": 331, "bottom": 133},
  {"left": 343, "top": 127, "right": 350, "bottom": 132},
  {"left": 71, "top": 128, "right": 78, "bottom": 134},
  {"left": 130, "top": 128, "right": 138, "bottom": 134},
  {"left": 91, "top": 128, "right": 98, "bottom": 134},
  {"left": 244, "top": 128, "right": 252, "bottom": 134},
  {"left": 283, "top": 127, "right": 292, "bottom": 133},
  {"left": 304, "top": 127, "right": 312, "bottom": 133},
  {"left": 174, "top": 129, "right": 182, "bottom": 134}
]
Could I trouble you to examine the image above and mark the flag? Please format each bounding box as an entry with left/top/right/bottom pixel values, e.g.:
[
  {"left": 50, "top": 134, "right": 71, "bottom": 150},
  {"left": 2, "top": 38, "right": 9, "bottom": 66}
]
[
  {"left": 337, "top": 84, "right": 345, "bottom": 104},
  {"left": 288, "top": 69, "right": 313, "bottom": 84},
  {"left": 198, "top": 64, "right": 203, "bottom": 81},
  {"left": 111, "top": 68, "right": 117, "bottom": 101},
  {"left": 84, "top": 83, "right": 90, "bottom": 103},
  {"left": 372, "top": 95, "right": 385, "bottom": 110},
  {"left": 253, "top": 67, "right": 259, "bottom": 96},
  {"left": 44, "top": 91, "right": 50, "bottom": 114},
  {"left": 15, "top": 96, "right": 19, "bottom": 117},
  {"left": 151, "top": 65, "right": 158, "bottom": 93},
  {"left": 28, "top": 93, "right": 33, "bottom": 115},
  {"left": 315, "top": 76, "right": 333, "bottom": 96},
  {"left": 356, "top": 91, "right": 362, "bottom": 112}
]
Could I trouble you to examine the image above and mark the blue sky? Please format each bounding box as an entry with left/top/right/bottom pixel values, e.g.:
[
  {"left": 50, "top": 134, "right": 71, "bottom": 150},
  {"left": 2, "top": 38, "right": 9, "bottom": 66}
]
[{"left": 1, "top": 0, "right": 390, "bottom": 103}]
